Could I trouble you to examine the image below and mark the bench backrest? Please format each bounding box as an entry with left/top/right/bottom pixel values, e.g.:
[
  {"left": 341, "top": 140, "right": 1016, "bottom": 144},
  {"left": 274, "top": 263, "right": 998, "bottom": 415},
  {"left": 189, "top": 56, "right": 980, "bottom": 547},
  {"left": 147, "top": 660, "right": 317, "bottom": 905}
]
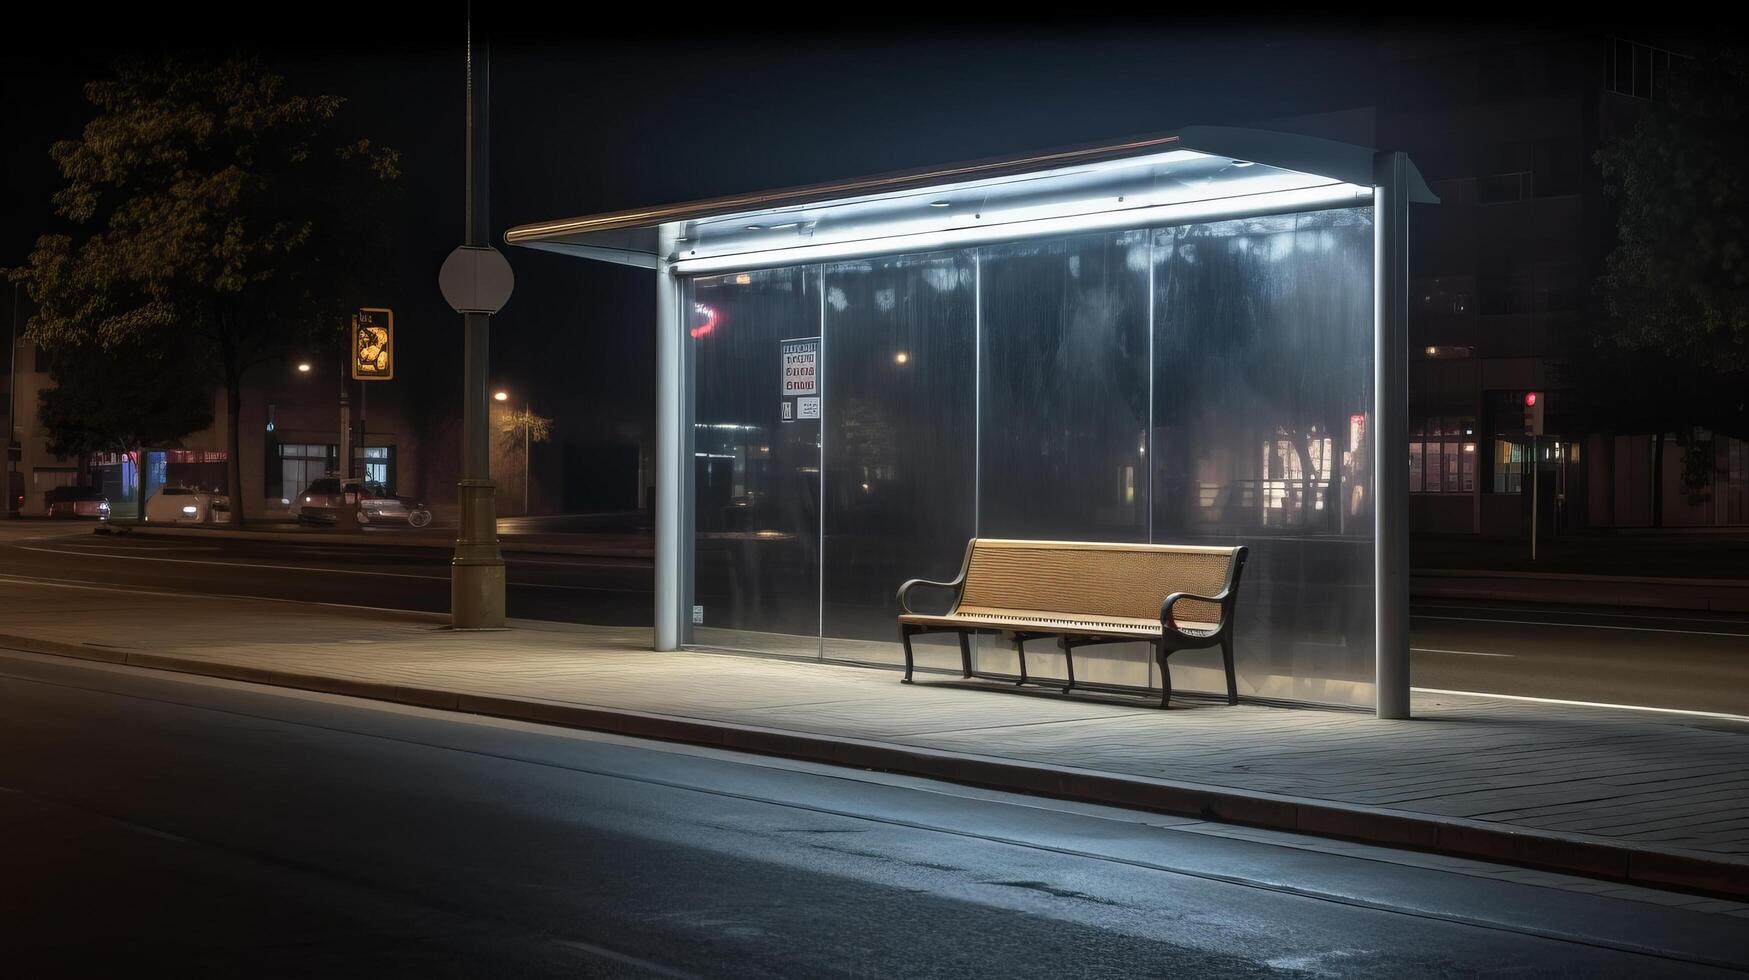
[{"left": 956, "top": 538, "right": 1239, "bottom": 625}]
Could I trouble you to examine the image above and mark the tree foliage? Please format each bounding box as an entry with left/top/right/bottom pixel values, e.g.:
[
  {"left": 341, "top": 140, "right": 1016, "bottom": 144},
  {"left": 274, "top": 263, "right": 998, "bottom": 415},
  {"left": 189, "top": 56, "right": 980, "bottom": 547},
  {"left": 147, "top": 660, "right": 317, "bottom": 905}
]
[
  {"left": 1560, "top": 44, "right": 1749, "bottom": 520},
  {"left": 1596, "top": 45, "right": 1749, "bottom": 383},
  {"left": 9, "top": 53, "right": 400, "bottom": 517},
  {"left": 36, "top": 336, "right": 214, "bottom": 461},
  {"left": 499, "top": 408, "right": 553, "bottom": 450}
]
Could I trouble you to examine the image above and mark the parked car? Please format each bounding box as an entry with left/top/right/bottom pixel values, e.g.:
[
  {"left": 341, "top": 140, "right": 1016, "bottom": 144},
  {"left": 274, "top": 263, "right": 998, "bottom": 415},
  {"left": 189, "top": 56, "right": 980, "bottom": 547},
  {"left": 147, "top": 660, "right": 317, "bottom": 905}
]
[
  {"left": 45, "top": 485, "right": 110, "bottom": 521},
  {"left": 294, "top": 478, "right": 431, "bottom": 527},
  {"left": 143, "top": 486, "right": 233, "bottom": 524}
]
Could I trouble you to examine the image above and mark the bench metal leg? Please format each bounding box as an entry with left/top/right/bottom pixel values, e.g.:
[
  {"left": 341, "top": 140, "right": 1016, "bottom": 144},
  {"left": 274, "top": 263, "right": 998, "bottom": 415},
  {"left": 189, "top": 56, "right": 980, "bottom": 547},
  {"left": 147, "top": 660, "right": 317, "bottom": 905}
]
[
  {"left": 1155, "top": 641, "right": 1174, "bottom": 709},
  {"left": 1060, "top": 636, "right": 1076, "bottom": 694},
  {"left": 957, "top": 630, "right": 973, "bottom": 678},
  {"left": 1221, "top": 635, "right": 1238, "bottom": 705},
  {"left": 1014, "top": 635, "right": 1029, "bottom": 686},
  {"left": 900, "top": 624, "right": 917, "bottom": 683}
]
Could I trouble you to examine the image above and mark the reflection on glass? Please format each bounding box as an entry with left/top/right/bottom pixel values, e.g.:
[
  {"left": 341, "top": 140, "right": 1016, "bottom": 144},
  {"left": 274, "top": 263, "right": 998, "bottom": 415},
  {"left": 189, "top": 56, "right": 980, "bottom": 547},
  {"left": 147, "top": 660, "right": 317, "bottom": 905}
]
[
  {"left": 980, "top": 231, "right": 1151, "bottom": 541},
  {"left": 1152, "top": 208, "right": 1376, "bottom": 702},
  {"left": 690, "top": 267, "right": 821, "bottom": 651},
  {"left": 822, "top": 251, "right": 977, "bottom": 645}
]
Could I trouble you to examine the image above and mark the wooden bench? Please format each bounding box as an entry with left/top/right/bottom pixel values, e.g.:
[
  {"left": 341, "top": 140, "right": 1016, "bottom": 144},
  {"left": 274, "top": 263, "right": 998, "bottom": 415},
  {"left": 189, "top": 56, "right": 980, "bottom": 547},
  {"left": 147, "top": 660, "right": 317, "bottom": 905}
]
[{"left": 896, "top": 538, "right": 1249, "bottom": 707}]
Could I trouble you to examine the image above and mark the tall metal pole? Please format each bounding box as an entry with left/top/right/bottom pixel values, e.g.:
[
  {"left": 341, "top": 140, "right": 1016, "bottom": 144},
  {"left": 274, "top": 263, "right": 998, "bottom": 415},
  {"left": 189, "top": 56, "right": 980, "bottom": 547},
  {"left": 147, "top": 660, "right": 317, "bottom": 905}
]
[
  {"left": 450, "top": 3, "right": 506, "bottom": 628},
  {"left": 1373, "top": 151, "right": 1412, "bottom": 720},
  {"left": 6, "top": 284, "right": 18, "bottom": 518},
  {"left": 523, "top": 399, "right": 530, "bottom": 515},
  {"left": 1530, "top": 436, "right": 1539, "bottom": 562},
  {"left": 338, "top": 349, "right": 351, "bottom": 477}
]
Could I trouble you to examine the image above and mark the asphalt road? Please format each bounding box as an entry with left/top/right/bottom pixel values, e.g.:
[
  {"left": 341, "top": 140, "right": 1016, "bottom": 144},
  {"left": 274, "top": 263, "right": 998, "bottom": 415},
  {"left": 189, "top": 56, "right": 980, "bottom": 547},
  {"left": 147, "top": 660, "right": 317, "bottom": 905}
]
[
  {"left": 2, "top": 521, "right": 1745, "bottom": 716},
  {"left": 3, "top": 651, "right": 1744, "bottom": 978}
]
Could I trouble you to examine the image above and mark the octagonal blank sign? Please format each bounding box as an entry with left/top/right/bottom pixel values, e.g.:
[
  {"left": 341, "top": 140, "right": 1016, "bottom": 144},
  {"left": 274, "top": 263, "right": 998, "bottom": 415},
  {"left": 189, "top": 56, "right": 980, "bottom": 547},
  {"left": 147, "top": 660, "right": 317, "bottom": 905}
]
[{"left": 439, "top": 245, "right": 516, "bottom": 314}]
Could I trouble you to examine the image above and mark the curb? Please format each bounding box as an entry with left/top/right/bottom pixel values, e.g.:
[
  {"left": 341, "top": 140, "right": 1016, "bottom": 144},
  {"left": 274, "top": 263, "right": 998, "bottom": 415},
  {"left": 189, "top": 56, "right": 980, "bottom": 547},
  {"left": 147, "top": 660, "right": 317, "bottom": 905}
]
[
  {"left": 94, "top": 523, "right": 653, "bottom": 560},
  {"left": 3, "top": 631, "right": 1744, "bottom": 901}
]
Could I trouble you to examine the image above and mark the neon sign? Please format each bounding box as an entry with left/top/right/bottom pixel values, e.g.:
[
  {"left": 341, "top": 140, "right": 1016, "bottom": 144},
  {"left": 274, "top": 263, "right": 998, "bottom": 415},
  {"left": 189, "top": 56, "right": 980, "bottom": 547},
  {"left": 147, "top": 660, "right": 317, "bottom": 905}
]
[{"left": 689, "top": 303, "right": 720, "bottom": 339}]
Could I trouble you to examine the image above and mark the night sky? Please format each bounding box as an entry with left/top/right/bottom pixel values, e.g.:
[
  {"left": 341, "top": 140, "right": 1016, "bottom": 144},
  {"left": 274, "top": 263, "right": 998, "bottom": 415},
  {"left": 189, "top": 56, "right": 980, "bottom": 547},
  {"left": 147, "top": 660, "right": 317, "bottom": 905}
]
[{"left": 5, "top": 5, "right": 1443, "bottom": 452}]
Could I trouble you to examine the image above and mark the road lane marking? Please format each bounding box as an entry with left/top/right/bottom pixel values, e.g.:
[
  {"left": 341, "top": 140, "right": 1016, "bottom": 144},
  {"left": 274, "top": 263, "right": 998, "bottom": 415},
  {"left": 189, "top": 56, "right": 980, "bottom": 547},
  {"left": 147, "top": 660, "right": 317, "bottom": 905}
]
[
  {"left": 0, "top": 573, "right": 449, "bottom": 619},
  {"left": 0, "top": 575, "right": 652, "bottom": 635},
  {"left": 553, "top": 940, "right": 701, "bottom": 979},
  {"left": 1415, "top": 602, "right": 1749, "bottom": 626},
  {"left": 1411, "top": 614, "right": 1749, "bottom": 639},
  {"left": 7, "top": 542, "right": 646, "bottom": 593},
  {"left": 1413, "top": 687, "right": 1749, "bottom": 723},
  {"left": 1411, "top": 648, "right": 1515, "bottom": 658},
  {"left": 46, "top": 539, "right": 649, "bottom": 570}
]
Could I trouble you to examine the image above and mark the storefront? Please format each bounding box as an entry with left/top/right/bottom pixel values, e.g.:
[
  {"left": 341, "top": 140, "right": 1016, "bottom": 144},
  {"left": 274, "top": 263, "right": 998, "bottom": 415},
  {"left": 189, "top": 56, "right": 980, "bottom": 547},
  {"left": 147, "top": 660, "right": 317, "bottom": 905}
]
[{"left": 510, "top": 127, "right": 1434, "bottom": 714}]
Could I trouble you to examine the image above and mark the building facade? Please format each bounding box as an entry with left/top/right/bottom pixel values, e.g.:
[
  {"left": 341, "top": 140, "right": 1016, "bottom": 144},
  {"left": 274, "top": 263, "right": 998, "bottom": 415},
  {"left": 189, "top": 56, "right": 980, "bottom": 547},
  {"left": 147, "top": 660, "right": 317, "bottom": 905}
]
[
  {"left": 3, "top": 336, "right": 427, "bottom": 519},
  {"left": 1383, "top": 34, "right": 1746, "bottom": 536}
]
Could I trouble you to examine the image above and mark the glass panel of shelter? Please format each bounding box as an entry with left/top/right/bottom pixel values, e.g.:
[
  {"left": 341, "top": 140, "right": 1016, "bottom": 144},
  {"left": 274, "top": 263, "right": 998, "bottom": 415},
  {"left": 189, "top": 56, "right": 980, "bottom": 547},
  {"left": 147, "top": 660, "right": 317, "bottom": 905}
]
[
  {"left": 819, "top": 250, "right": 977, "bottom": 669},
  {"left": 689, "top": 266, "right": 823, "bottom": 658},
  {"left": 1151, "top": 209, "right": 1376, "bottom": 704},
  {"left": 684, "top": 205, "right": 1380, "bottom": 705}
]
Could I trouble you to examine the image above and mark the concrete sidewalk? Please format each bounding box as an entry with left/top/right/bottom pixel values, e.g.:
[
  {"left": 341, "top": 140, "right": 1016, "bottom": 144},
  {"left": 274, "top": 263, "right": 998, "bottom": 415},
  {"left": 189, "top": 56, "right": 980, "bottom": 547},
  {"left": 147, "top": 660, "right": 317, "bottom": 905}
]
[{"left": 5, "top": 579, "right": 1747, "bottom": 900}]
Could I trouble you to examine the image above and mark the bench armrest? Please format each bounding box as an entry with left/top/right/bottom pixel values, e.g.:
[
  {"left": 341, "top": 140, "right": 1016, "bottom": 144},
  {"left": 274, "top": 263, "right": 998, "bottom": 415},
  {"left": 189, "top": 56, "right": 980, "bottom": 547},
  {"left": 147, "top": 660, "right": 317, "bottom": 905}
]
[
  {"left": 1160, "top": 590, "right": 1231, "bottom": 632},
  {"left": 897, "top": 577, "right": 963, "bottom": 615}
]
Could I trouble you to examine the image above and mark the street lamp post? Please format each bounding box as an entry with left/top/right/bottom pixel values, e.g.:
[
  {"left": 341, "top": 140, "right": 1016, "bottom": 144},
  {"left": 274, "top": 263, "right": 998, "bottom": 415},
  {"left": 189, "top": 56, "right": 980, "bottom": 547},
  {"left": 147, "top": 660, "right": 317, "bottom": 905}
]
[
  {"left": 6, "top": 284, "right": 19, "bottom": 519},
  {"left": 337, "top": 351, "right": 351, "bottom": 481},
  {"left": 440, "top": 4, "right": 514, "bottom": 629}
]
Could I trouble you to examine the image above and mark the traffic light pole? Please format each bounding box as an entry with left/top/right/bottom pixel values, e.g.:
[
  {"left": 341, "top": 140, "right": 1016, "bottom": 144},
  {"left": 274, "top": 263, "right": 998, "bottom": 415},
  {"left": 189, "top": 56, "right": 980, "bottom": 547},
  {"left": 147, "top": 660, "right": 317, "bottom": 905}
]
[
  {"left": 1530, "top": 435, "right": 1538, "bottom": 562},
  {"left": 449, "top": 6, "right": 506, "bottom": 628}
]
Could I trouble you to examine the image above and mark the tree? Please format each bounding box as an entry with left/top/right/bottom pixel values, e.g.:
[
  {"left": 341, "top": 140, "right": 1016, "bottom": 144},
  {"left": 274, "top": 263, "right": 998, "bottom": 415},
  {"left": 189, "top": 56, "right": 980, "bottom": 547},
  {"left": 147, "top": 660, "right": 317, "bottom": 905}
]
[
  {"left": 499, "top": 408, "right": 554, "bottom": 450},
  {"left": 1571, "top": 45, "right": 1749, "bottom": 523},
  {"left": 9, "top": 54, "right": 400, "bottom": 522},
  {"left": 1597, "top": 46, "right": 1749, "bottom": 378}
]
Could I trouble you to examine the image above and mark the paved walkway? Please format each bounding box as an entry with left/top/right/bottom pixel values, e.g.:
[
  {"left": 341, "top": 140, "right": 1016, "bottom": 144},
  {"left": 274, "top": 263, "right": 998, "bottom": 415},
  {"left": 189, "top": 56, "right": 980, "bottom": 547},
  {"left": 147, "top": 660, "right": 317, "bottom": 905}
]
[{"left": 5, "top": 578, "right": 1747, "bottom": 896}]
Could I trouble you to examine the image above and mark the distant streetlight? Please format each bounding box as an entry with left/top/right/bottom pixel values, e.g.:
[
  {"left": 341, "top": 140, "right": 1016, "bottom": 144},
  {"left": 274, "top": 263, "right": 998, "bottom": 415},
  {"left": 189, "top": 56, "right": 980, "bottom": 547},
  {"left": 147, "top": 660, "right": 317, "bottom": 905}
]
[
  {"left": 496, "top": 389, "right": 535, "bottom": 514},
  {"left": 893, "top": 351, "right": 909, "bottom": 365},
  {"left": 293, "top": 357, "right": 353, "bottom": 494}
]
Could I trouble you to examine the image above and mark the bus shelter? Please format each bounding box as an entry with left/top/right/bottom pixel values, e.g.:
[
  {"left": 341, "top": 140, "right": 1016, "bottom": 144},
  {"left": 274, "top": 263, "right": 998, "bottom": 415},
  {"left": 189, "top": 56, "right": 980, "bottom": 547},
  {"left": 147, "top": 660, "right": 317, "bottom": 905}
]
[{"left": 508, "top": 126, "right": 1435, "bottom": 716}]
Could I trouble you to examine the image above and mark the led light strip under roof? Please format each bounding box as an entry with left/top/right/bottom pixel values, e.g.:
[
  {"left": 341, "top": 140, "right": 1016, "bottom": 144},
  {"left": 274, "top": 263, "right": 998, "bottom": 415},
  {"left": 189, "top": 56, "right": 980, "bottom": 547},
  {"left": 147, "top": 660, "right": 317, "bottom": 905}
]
[{"left": 669, "top": 182, "right": 1371, "bottom": 276}]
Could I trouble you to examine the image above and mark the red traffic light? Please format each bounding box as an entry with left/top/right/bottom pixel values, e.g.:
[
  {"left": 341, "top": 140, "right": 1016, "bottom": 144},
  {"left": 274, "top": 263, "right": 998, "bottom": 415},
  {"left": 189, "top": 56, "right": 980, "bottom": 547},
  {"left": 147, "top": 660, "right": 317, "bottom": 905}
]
[{"left": 1524, "top": 391, "right": 1538, "bottom": 407}]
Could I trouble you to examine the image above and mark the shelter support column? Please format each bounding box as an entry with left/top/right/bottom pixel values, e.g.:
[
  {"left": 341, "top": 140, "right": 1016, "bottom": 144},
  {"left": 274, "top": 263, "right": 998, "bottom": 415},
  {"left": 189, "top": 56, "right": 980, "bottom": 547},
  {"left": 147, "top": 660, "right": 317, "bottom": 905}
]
[
  {"left": 654, "top": 225, "right": 683, "bottom": 651},
  {"left": 1374, "top": 151, "right": 1412, "bottom": 719}
]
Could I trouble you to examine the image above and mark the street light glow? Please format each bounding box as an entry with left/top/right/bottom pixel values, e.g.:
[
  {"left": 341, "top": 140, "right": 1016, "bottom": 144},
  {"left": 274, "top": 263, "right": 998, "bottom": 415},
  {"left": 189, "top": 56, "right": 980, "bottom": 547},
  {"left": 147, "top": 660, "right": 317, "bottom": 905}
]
[
  {"left": 494, "top": 390, "right": 509, "bottom": 402},
  {"left": 296, "top": 362, "right": 312, "bottom": 373}
]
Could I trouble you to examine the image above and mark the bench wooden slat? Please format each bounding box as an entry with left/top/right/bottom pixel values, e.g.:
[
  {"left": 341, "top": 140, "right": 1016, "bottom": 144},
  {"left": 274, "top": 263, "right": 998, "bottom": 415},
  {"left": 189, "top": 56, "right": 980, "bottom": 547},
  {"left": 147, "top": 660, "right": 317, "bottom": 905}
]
[{"left": 960, "top": 540, "right": 1231, "bottom": 626}]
